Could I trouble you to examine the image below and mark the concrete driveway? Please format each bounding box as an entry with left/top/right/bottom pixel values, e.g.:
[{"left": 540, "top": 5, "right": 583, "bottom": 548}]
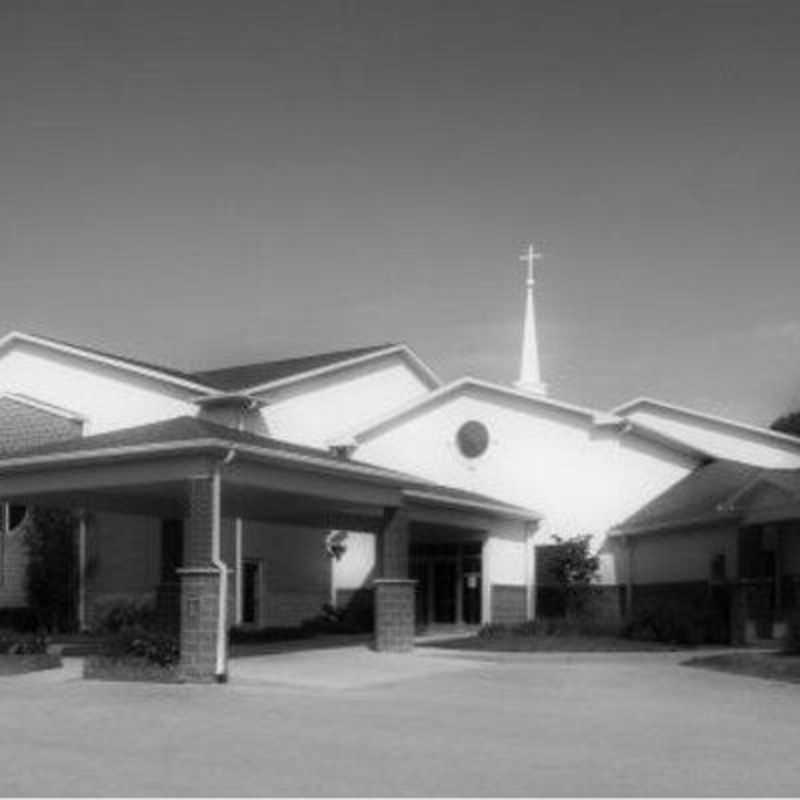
[{"left": 1, "top": 648, "right": 800, "bottom": 796}]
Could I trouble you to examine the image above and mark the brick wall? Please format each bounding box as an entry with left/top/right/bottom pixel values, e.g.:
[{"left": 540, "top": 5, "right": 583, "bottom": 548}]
[
  {"left": 0, "top": 396, "right": 82, "bottom": 455},
  {"left": 374, "top": 579, "right": 414, "bottom": 651}
]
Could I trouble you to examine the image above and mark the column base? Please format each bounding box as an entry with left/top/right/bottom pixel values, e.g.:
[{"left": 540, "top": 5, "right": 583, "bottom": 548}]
[
  {"left": 177, "top": 567, "right": 226, "bottom": 683},
  {"left": 373, "top": 578, "right": 416, "bottom": 652}
]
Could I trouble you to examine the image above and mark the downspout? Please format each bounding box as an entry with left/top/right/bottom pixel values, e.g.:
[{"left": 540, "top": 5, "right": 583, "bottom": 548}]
[{"left": 211, "top": 448, "right": 236, "bottom": 682}]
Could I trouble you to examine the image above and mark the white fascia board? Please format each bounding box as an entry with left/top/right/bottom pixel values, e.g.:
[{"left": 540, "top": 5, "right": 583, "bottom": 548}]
[
  {"left": 621, "top": 421, "right": 713, "bottom": 462},
  {"left": 609, "top": 510, "right": 741, "bottom": 538},
  {"left": 612, "top": 395, "right": 800, "bottom": 451},
  {"left": 0, "top": 331, "right": 216, "bottom": 396},
  {"left": 0, "top": 437, "right": 417, "bottom": 489},
  {"left": 403, "top": 487, "right": 540, "bottom": 523},
  {"left": 330, "top": 376, "right": 619, "bottom": 448},
  {"left": 0, "top": 392, "right": 88, "bottom": 424},
  {"left": 242, "top": 344, "right": 442, "bottom": 396}
]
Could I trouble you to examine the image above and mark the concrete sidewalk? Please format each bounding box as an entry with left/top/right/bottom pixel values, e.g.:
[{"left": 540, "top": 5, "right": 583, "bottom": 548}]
[{"left": 230, "top": 644, "right": 483, "bottom": 688}]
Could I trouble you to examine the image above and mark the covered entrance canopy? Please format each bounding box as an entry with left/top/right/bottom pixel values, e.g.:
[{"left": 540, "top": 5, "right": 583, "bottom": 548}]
[{"left": 0, "top": 415, "right": 538, "bottom": 681}]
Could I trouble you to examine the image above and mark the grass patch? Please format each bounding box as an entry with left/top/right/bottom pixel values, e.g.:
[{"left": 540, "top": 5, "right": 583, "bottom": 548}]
[
  {"left": 83, "top": 654, "right": 182, "bottom": 684},
  {"left": 427, "top": 621, "right": 686, "bottom": 652},
  {"left": 684, "top": 651, "right": 800, "bottom": 684},
  {"left": 429, "top": 633, "right": 680, "bottom": 652},
  {"left": 0, "top": 653, "right": 62, "bottom": 675}
]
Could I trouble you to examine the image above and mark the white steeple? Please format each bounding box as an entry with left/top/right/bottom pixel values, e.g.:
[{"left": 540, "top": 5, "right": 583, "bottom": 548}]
[{"left": 515, "top": 243, "right": 548, "bottom": 396}]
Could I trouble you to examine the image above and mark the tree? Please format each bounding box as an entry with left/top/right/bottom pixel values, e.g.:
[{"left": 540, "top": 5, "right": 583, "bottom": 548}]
[
  {"left": 23, "top": 508, "right": 79, "bottom": 632},
  {"left": 771, "top": 410, "right": 800, "bottom": 439},
  {"left": 548, "top": 534, "right": 600, "bottom": 618}
]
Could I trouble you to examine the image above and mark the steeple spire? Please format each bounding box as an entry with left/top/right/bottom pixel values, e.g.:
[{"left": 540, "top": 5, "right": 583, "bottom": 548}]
[{"left": 515, "top": 243, "right": 548, "bottom": 396}]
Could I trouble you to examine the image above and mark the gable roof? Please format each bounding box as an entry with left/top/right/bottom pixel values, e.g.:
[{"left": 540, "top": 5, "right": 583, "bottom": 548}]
[
  {"left": 612, "top": 396, "right": 800, "bottom": 452},
  {"left": 334, "top": 377, "right": 621, "bottom": 445},
  {"left": 331, "top": 376, "right": 709, "bottom": 461},
  {"left": 192, "top": 343, "right": 439, "bottom": 392},
  {"left": 0, "top": 331, "right": 440, "bottom": 399},
  {"left": 611, "top": 459, "right": 800, "bottom": 536},
  {"left": 0, "top": 331, "right": 215, "bottom": 394},
  {"left": 0, "top": 415, "right": 538, "bottom": 521}
]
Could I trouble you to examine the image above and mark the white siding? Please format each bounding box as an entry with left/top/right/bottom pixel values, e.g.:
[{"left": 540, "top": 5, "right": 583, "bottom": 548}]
[
  {"left": 0, "top": 342, "right": 197, "bottom": 435},
  {"left": 624, "top": 409, "right": 800, "bottom": 469},
  {"left": 254, "top": 355, "right": 432, "bottom": 447}
]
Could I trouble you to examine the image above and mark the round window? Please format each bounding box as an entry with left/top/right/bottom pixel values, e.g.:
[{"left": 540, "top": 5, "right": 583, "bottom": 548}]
[{"left": 456, "top": 420, "right": 490, "bottom": 459}]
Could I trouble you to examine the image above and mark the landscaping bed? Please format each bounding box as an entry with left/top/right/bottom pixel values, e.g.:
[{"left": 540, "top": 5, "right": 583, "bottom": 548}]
[
  {"left": 0, "top": 653, "right": 62, "bottom": 675},
  {"left": 83, "top": 654, "right": 182, "bottom": 683},
  {"left": 0, "top": 630, "right": 62, "bottom": 674},
  {"left": 428, "top": 621, "right": 684, "bottom": 652},
  {"left": 683, "top": 651, "right": 800, "bottom": 684}
]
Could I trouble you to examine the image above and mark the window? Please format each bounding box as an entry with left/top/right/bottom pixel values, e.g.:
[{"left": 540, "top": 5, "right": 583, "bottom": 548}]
[
  {"left": 0, "top": 503, "right": 28, "bottom": 585},
  {"left": 456, "top": 420, "right": 490, "bottom": 459},
  {"left": 242, "top": 560, "right": 261, "bottom": 625}
]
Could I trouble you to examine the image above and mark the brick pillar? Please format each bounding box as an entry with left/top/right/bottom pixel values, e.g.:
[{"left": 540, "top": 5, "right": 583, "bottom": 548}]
[
  {"left": 374, "top": 507, "right": 415, "bottom": 652},
  {"left": 178, "top": 476, "right": 226, "bottom": 682}
]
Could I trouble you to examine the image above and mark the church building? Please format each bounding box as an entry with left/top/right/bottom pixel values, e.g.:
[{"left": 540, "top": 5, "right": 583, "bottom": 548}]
[{"left": 0, "top": 246, "right": 798, "bottom": 680}]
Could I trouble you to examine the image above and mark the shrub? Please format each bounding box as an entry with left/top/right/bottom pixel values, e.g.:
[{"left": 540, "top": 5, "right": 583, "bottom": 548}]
[
  {"left": 477, "top": 623, "right": 510, "bottom": 639},
  {"left": 783, "top": 611, "right": 800, "bottom": 655},
  {"left": 103, "top": 626, "right": 179, "bottom": 667},
  {"left": 0, "top": 607, "right": 39, "bottom": 633},
  {"left": 83, "top": 655, "right": 181, "bottom": 683},
  {"left": 24, "top": 508, "right": 79, "bottom": 632},
  {"left": 90, "top": 599, "right": 157, "bottom": 635},
  {"left": 91, "top": 601, "right": 178, "bottom": 667},
  {"left": 622, "top": 606, "right": 707, "bottom": 646},
  {"left": 0, "top": 629, "right": 49, "bottom": 655}
]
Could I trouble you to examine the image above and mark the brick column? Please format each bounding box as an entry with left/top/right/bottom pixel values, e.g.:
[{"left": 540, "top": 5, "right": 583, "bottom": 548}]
[
  {"left": 178, "top": 476, "right": 226, "bottom": 682},
  {"left": 374, "top": 507, "right": 415, "bottom": 652}
]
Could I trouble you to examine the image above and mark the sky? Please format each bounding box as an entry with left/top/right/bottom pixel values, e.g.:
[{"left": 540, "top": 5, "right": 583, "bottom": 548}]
[{"left": 0, "top": 0, "right": 799, "bottom": 426}]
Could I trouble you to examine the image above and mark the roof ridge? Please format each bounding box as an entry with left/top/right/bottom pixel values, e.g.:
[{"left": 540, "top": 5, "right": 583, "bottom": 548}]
[{"left": 192, "top": 342, "right": 398, "bottom": 379}]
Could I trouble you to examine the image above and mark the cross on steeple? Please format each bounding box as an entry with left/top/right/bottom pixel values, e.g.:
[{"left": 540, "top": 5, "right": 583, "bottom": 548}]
[{"left": 520, "top": 243, "right": 543, "bottom": 286}]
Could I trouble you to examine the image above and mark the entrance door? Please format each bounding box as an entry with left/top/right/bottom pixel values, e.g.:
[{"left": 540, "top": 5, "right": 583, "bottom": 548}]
[
  {"left": 433, "top": 561, "right": 457, "bottom": 623},
  {"left": 462, "top": 553, "right": 482, "bottom": 624},
  {"left": 410, "top": 541, "right": 483, "bottom": 628}
]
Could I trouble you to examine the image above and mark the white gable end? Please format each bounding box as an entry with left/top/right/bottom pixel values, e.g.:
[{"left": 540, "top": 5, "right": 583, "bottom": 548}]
[
  {"left": 354, "top": 383, "right": 700, "bottom": 546},
  {"left": 619, "top": 405, "right": 800, "bottom": 468},
  {"left": 254, "top": 352, "right": 435, "bottom": 448},
  {"left": 0, "top": 340, "right": 198, "bottom": 435}
]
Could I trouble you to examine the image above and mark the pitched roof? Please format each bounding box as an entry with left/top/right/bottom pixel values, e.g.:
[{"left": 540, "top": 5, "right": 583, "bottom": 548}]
[
  {"left": 611, "top": 459, "right": 800, "bottom": 535},
  {"left": 1, "top": 331, "right": 213, "bottom": 392},
  {"left": 332, "top": 376, "right": 709, "bottom": 461},
  {"left": 0, "top": 415, "right": 538, "bottom": 521},
  {"left": 613, "top": 396, "right": 800, "bottom": 451},
  {"left": 2, "top": 332, "right": 434, "bottom": 396},
  {"left": 192, "top": 343, "right": 399, "bottom": 391}
]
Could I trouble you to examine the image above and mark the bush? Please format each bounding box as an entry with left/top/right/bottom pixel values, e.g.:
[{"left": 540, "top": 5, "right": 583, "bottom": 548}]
[
  {"left": 24, "top": 508, "right": 79, "bottom": 632},
  {"left": 90, "top": 599, "right": 157, "bottom": 635},
  {"left": 783, "top": 611, "right": 800, "bottom": 655},
  {"left": 103, "top": 626, "right": 179, "bottom": 667},
  {"left": 0, "top": 629, "right": 49, "bottom": 655},
  {"left": 302, "top": 602, "right": 373, "bottom": 635},
  {"left": 83, "top": 655, "right": 181, "bottom": 683},
  {"left": 477, "top": 623, "right": 510, "bottom": 639},
  {"left": 622, "top": 606, "right": 707, "bottom": 646},
  {"left": 0, "top": 607, "right": 40, "bottom": 633},
  {"left": 91, "top": 601, "right": 178, "bottom": 668}
]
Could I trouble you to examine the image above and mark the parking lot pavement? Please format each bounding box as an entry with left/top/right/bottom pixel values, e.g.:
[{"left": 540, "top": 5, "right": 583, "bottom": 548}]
[{"left": 1, "top": 650, "right": 799, "bottom": 796}]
